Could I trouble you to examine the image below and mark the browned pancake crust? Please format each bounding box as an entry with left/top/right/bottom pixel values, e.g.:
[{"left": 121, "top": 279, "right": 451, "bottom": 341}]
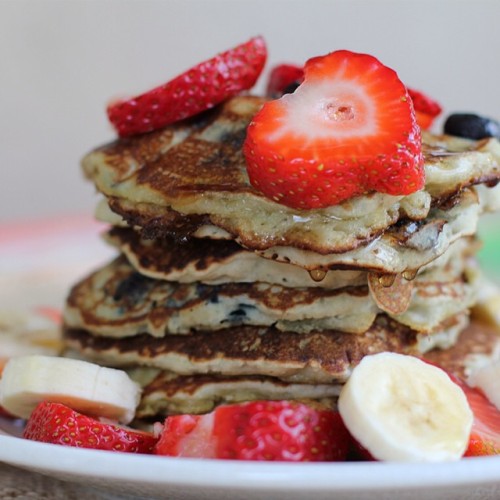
[
  {"left": 106, "top": 226, "right": 249, "bottom": 275},
  {"left": 63, "top": 316, "right": 421, "bottom": 383},
  {"left": 86, "top": 97, "right": 263, "bottom": 196}
]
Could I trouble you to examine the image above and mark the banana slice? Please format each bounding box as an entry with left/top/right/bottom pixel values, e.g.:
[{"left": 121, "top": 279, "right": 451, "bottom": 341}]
[
  {"left": 0, "top": 309, "right": 63, "bottom": 367},
  {"left": 338, "top": 352, "right": 472, "bottom": 461},
  {"left": 468, "top": 361, "right": 500, "bottom": 410},
  {"left": 0, "top": 355, "right": 141, "bottom": 424}
]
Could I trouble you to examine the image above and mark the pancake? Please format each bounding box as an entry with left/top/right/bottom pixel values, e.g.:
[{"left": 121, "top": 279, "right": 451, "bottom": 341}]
[
  {"left": 133, "top": 319, "right": 498, "bottom": 418},
  {"left": 63, "top": 256, "right": 377, "bottom": 336},
  {"left": 104, "top": 226, "right": 367, "bottom": 289},
  {"left": 423, "top": 320, "right": 500, "bottom": 381},
  {"left": 103, "top": 225, "right": 476, "bottom": 289},
  {"left": 63, "top": 246, "right": 475, "bottom": 338},
  {"left": 100, "top": 184, "right": 497, "bottom": 274},
  {"left": 126, "top": 369, "right": 340, "bottom": 417},
  {"left": 82, "top": 95, "right": 500, "bottom": 260},
  {"left": 83, "top": 96, "right": 431, "bottom": 255},
  {"left": 63, "top": 313, "right": 468, "bottom": 385},
  {"left": 254, "top": 185, "right": 497, "bottom": 272}
]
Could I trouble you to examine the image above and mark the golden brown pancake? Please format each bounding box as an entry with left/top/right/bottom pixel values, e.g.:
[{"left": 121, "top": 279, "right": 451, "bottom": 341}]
[
  {"left": 423, "top": 320, "right": 500, "bottom": 380},
  {"left": 129, "top": 369, "right": 340, "bottom": 417},
  {"left": 63, "top": 313, "right": 468, "bottom": 385},
  {"left": 62, "top": 246, "right": 477, "bottom": 338},
  {"left": 82, "top": 94, "right": 500, "bottom": 265},
  {"left": 100, "top": 185, "right": 497, "bottom": 274},
  {"left": 104, "top": 226, "right": 367, "bottom": 289}
]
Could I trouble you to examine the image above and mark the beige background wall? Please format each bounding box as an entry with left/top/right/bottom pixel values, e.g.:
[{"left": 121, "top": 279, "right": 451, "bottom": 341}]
[{"left": 1, "top": 0, "right": 499, "bottom": 222}]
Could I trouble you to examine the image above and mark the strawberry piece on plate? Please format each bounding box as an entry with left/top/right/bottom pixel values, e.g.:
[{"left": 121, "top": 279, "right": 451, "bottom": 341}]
[
  {"left": 23, "top": 402, "right": 157, "bottom": 453},
  {"left": 408, "top": 87, "right": 442, "bottom": 129},
  {"left": 244, "top": 50, "right": 424, "bottom": 209},
  {"left": 266, "top": 64, "right": 304, "bottom": 97},
  {"left": 155, "top": 401, "right": 351, "bottom": 461},
  {"left": 107, "top": 36, "right": 267, "bottom": 137},
  {"left": 0, "top": 406, "right": 15, "bottom": 419},
  {"left": 453, "top": 379, "right": 500, "bottom": 456}
]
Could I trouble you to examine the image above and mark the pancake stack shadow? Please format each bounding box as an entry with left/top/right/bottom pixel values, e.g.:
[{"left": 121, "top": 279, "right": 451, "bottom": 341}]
[{"left": 62, "top": 96, "right": 500, "bottom": 421}]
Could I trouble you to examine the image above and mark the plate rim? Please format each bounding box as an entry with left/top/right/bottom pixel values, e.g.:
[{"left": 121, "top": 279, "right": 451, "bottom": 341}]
[{"left": 1, "top": 432, "right": 500, "bottom": 493}]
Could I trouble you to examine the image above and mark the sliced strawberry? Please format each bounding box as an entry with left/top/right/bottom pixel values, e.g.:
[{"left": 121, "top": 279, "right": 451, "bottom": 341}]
[
  {"left": 23, "top": 402, "right": 157, "bottom": 453},
  {"left": 407, "top": 88, "right": 442, "bottom": 130},
  {"left": 107, "top": 36, "right": 267, "bottom": 137},
  {"left": 450, "top": 378, "right": 500, "bottom": 456},
  {"left": 266, "top": 64, "right": 304, "bottom": 97},
  {"left": 155, "top": 401, "right": 351, "bottom": 461},
  {"left": 156, "top": 413, "right": 217, "bottom": 457},
  {"left": 0, "top": 406, "right": 15, "bottom": 419},
  {"left": 34, "top": 306, "right": 62, "bottom": 324},
  {"left": 244, "top": 50, "right": 424, "bottom": 209},
  {"left": 414, "top": 111, "right": 435, "bottom": 130}
]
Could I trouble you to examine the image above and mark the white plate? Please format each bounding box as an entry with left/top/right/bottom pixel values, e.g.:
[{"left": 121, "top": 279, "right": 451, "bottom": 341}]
[
  {"left": 2, "top": 216, "right": 500, "bottom": 500},
  {"left": 1, "top": 417, "right": 500, "bottom": 500}
]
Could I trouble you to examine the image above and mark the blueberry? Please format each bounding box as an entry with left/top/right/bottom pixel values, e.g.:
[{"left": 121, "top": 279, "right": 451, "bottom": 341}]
[{"left": 444, "top": 113, "right": 500, "bottom": 140}]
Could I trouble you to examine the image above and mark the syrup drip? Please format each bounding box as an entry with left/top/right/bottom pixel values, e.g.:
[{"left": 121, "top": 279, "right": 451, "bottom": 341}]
[
  {"left": 309, "top": 269, "right": 328, "bottom": 282},
  {"left": 378, "top": 274, "right": 396, "bottom": 287},
  {"left": 402, "top": 269, "right": 419, "bottom": 281}
]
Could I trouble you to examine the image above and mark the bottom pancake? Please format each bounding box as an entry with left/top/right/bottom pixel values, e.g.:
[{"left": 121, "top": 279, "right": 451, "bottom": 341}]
[{"left": 126, "top": 368, "right": 340, "bottom": 418}]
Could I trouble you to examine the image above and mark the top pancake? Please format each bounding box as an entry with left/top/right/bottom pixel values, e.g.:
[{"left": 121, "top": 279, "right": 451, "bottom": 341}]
[{"left": 82, "top": 95, "right": 500, "bottom": 258}]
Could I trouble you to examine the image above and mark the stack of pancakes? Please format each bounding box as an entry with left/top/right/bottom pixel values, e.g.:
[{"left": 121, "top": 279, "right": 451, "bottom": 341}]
[{"left": 63, "top": 96, "right": 500, "bottom": 420}]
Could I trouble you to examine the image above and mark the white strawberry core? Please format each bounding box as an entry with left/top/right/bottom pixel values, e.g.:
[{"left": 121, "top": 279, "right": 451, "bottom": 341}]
[
  {"left": 177, "top": 412, "right": 217, "bottom": 458},
  {"left": 274, "top": 80, "right": 377, "bottom": 142},
  {"left": 325, "top": 104, "right": 355, "bottom": 122}
]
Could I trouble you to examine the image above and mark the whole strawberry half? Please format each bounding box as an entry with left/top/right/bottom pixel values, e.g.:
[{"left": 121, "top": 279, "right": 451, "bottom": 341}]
[
  {"left": 155, "top": 400, "right": 351, "bottom": 461},
  {"left": 23, "top": 402, "right": 157, "bottom": 454},
  {"left": 107, "top": 36, "right": 267, "bottom": 137},
  {"left": 245, "top": 50, "right": 424, "bottom": 209}
]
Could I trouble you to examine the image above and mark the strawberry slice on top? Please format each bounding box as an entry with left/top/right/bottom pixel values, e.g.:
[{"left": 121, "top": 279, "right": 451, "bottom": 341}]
[
  {"left": 107, "top": 36, "right": 267, "bottom": 137},
  {"left": 244, "top": 50, "right": 424, "bottom": 209}
]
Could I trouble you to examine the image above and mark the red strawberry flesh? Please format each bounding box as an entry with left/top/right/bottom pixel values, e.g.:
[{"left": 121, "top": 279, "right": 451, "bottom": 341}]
[
  {"left": 23, "top": 402, "right": 157, "bottom": 454},
  {"left": 408, "top": 88, "right": 442, "bottom": 129},
  {"left": 408, "top": 88, "right": 442, "bottom": 117},
  {"left": 107, "top": 36, "right": 267, "bottom": 137},
  {"left": 266, "top": 64, "right": 304, "bottom": 97},
  {"left": 454, "top": 379, "right": 500, "bottom": 456},
  {"left": 155, "top": 401, "right": 351, "bottom": 461},
  {"left": 244, "top": 50, "right": 424, "bottom": 209}
]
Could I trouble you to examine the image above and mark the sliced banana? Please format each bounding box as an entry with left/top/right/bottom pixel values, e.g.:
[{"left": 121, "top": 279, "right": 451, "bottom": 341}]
[
  {"left": 468, "top": 361, "right": 500, "bottom": 410},
  {"left": 0, "top": 309, "right": 63, "bottom": 366},
  {"left": 338, "top": 352, "right": 472, "bottom": 462},
  {"left": 0, "top": 355, "right": 141, "bottom": 424}
]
